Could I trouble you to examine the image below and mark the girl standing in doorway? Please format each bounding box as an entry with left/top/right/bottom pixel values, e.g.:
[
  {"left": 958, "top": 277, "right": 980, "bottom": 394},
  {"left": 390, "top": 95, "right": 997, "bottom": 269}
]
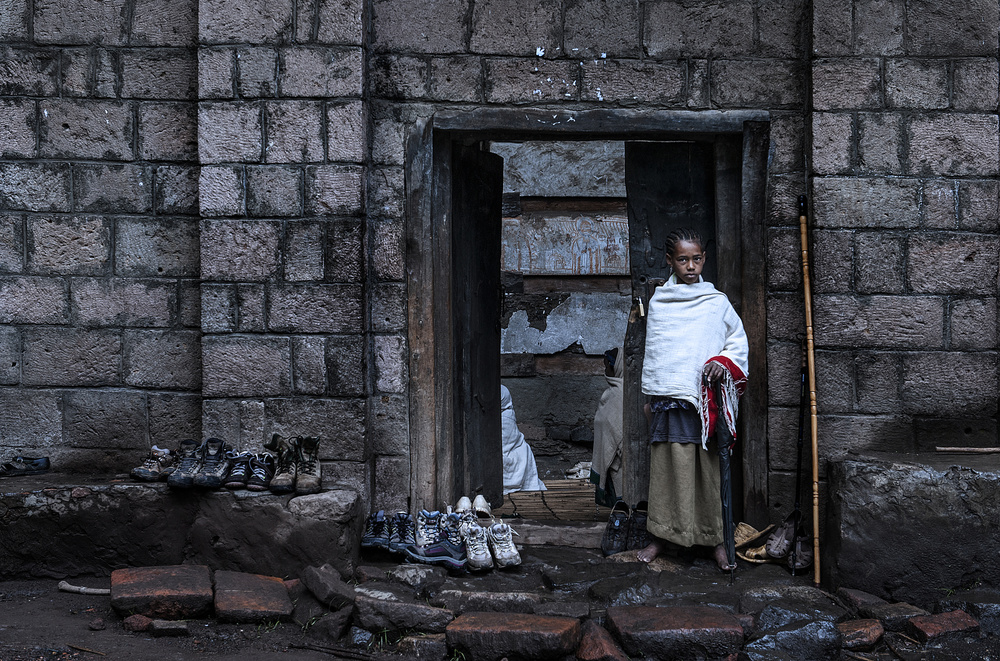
[{"left": 637, "top": 228, "right": 749, "bottom": 571}]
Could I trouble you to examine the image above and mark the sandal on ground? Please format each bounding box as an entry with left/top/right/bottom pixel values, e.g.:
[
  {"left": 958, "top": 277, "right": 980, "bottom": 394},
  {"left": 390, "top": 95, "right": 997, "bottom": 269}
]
[
  {"left": 765, "top": 510, "right": 800, "bottom": 559},
  {"left": 788, "top": 534, "right": 814, "bottom": 570},
  {"left": 0, "top": 456, "right": 50, "bottom": 477}
]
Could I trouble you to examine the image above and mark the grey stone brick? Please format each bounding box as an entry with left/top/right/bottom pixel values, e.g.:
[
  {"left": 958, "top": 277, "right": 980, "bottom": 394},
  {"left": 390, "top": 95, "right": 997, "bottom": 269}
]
[
  {"left": 429, "top": 57, "right": 482, "bottom": 102},
  {"left": 812, "top": 177, "right": 921, "bottom": 228},
  {"left": 758, "top": 0, "right": 805, "bottom": 57},
  {"left": 374, "top": 455, "right": 409, "bottom": 512},
  {"left": 71, "top": 278, "right": 174, "bottom": 327},
  {"left": 909, "top": 115, "right": 1000, "bottom": 176},
  {"left": 811, "top": 113, "right": 852, "bottom": 175},
  {"left": 138, "top": 102, "right": 198, "bottom": 162},
  {"left": 0, "top": 163, "right": 71, "bottom": 212},
  {"left": 198, "top": 166, "right": 244, "bottom": 217},
  {"left": 285, "top": 221, "right": 324, "bottom": 281},
  {"left": 0, "top": 99, "right": 36, "bottom": 158},
  {"left": 811, "top": 230, "right": 853, "bottom": 293},
  {"left": 770, "top": 113, "right": 805, "bottom": 174},
  {"left": 0, "top": 0, "right": 29, "bottom": 40},
  {"left": 580, "top": 60, "right": 684, "bottom": 104},
  {"left": 326, "top": 335, "right": 364, "bottom": 395},
  {"left": 154, "top": 165, "right": 199, "bottom": 216},
  {"left": 27, "top": 215, "right": 110, "bottom": 275},
  {"left": 200, "top": 284, "right": 237, "bottom": 333},
  {"left": 0, "top": 212, "right": 24, "bottom": 273},
  {"left": 853, "top": 0, "right": 904, "bottom": 55},
  {"left": 238, "top": 398, "right": 268, "bottom": 450},
  {"left": 321, "top": 460, "right": 369, "bottom": 502},
  {"left": 326, "top": 220, "right": 362, "bottom": 282},
  {"left": 326, "top": 100, "right": 365, "bottom": 163},
  {"left": 812, "top": 295, "right": 944, "bottom": 349},
  {"left": 178, "top": 279, "right": 200, "bottom": 327},
  {"left": 236, "top": 47, "right": 277, "bottom": 98},
  {"left": 371, "top": 393, "right": 408, "bottom": 456},
  {"left": 913, "top": 418, "right": 997, "bottom": 452},
  {"left": 0, "top": 276, "right": 67, "bottom": 324},
  {"left": 316, "top": 0, "right": 363, "bottom": 45},
  {"left": 687, "top": 59, "right": 710, "bottom": 108},
  {"left": 201, "top": 397, "right": 238, "bottom": 445},
  {"left": 812, "top": 58, "right": 881, "bottom": 110},
  {"left": 905, "top": 0, "right": 999, "bottom": 56},
  {"left": 766, "top": 173, "right": 805, "bottom": 226},
  {"left": 368, "top": 166, "right": 404, "bottom": 220},
  {"left": 264, "top": 101, "right": 324, "bottom": 163},
  {"left": 202, "top": 336, "right": 291, "bottom": 397},
  {"left": 293, "top": 336, "right": 326, "bottom": 394},
  {"left": 857, "top": 112, "right": 903, "bottom": 174},
  {"left": 371, "top": 0, "right": 466, "bottom": 54},
  {"left": 246, "top": 166, "right": 303, "bottom": 217},
  {"left": 766, "top": 227, "right": 800, "bottom": 291},
  {"left": 951, "top": 298, "right": 997, "bottom": 351},
  {"left": 0, "top": 327, "right": 19, "bottom": 384},
  {"left": 953, "top": 58, "right": 1000, "bottom": 112},
  {"left": 265, "top": 397, "right": 365, "bottom": 461},
  {"left": 958, "top": 180, "right": 1000, "bottom": 231},
  {"left": 305, "top": 165, "right": 364, "bottom": 216},
  {"left": 279, "top": 47, "right": 363, "bottom": 97},
  {"left": 811, "top": 0, "right": 851, "bottom": 56},
  {"left": 132, "top": 0, "right": 197, "bottom": 46},
  {"left": 198, "top": 103, "right": 262, "bottom": 164},
  {"left": 901, "top": 351, "right": 998, "bottom": 416},
  {"left": 199, "top": 0, "right": 293, "bottom": 44},
  {"left": 0, "top": 389, "right": 62, "bottom": 446},
  {"left": 921, "top": 180, "right": 957, "bottom": 229},
  {"left": 200, "top": 219, "right": 280, "bottom": 282},
  {"left": 64, "top": 389, "right": 147, "bottom": 449},
  {"left": 470, "top": 0, "right": 561, "bottom": 57},
  {"left": 885, "top": 59, "right": 948, "bottom": 109},
  {"left": 73, "top": 164, "right": 153, "bottom": 214},
  {"left": 22, "top": 328, "right": 121, "bottom": 386},
  {"left": 644, "top": 0, "right": 754, "bottom": 58},
  {"left": 485, "top": 58, "right": 579, "bottom": 104},
  {"left": 564, "top": 0, "right": 640, "bottom": 59},
  {"left": 855, "top": 232, "right": 905, "bottom": 294},
  {"left": 236, "top": 283, "right": 266, "bottom": 331},
  {"left": 371, "top": 55, "right": 428, "bottom": 100},
  {"left": 814, "top": 349, "right": 854, "bottom": 413},
  {"left": 372, "top": 218, "right": 404, "bottom": 281},
  {"left": 0, "top": 47, "right": 59, "bottom": 96},
  {"left": 816, "top": 415, "right": 916, "bottom": 470},
  {"left": 854, "top": 352, "right": 902, "bottom": 413},
  {"left": 199, "top": 48, "right": 235, "bottom": 99},
  {"left": 58, "top": 48, "right": 95, "bottom": 97},
  {"left": 267, "top": 284, "right": 363, "bottom": 333},
  {"left": 711, "top": 59, "right": 803, "bottom": 108},
  {"left": 369, "top": 106, "right": 407, "bottom": 166},
  {"left": 766, "top": 341, "right": 802, "bottom": 407},
  {"left": 33, "top": 0, "right": 128, "bottom": 44},
  {"left": 907, "top": 233, "right": 999, "bottom": 295},
  {"left": 374, "top": 334, "right": 406, "bottom": 393},
  {"left": 121, "top": 49, "right": 196, "bottom": 99},
  {"left": 371, "top": 282, "right": 406, "bottom": 332},
  {"left": 39, "top": 100, "right": 133, "bottom": 160},
  {"left": 124, "top": 329, "right": 201, "bottom": 389},
  {"left": 148, "top": 393, "right": 202, "bottom": 447}
]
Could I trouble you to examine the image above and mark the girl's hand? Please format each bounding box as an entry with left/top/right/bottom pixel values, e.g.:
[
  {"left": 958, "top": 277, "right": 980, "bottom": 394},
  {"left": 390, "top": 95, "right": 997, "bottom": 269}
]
[{"left": 703, "top": 362, "right": 726, "bottom": 386}]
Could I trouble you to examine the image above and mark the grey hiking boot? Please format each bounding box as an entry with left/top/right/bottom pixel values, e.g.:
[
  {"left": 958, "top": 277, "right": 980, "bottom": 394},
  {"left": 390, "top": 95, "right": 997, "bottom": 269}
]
[
  {"left": 167, "top": 439, "right": 202, "bottom": 489},
  {"left": 193, "top": 438, "right": 230, "bottom": 488},
  {"left": 245, "top": 453, "right": 275, "bottom": 492},
  {"left": 295, "top": 436, "right": 321, "bottom": 494},
  {"left": 266, "top": 434, "right": 298, "bottom": 494},
  {"left": 131, "top": 446, "right": 174, "bottom": 482}
]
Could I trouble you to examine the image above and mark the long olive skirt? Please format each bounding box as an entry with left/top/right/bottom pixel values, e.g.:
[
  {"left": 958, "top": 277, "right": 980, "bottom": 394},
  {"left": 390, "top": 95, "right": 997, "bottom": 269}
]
[{"left": 646, "top": 440, "right": 723, "bottom": 548}]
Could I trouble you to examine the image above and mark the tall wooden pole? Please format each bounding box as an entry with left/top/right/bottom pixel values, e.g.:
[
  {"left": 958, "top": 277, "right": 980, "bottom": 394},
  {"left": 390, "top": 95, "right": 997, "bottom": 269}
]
[{"left": 798, "top": 194, "right": 821, "bottom": 587}]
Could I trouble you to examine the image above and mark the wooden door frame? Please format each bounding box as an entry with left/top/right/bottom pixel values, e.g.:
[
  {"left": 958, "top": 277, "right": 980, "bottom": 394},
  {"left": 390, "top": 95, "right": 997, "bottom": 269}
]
[{"left": 405, "top": 108, "right": 771, "bottom": 523}]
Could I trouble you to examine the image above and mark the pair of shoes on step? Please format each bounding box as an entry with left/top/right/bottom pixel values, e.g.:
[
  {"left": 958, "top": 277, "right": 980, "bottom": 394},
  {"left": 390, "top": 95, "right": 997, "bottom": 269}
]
[
  {"left": 361, "top": 510, "right": 416, "bottom": 557},
  {"left": 166, "top": 438, "right": 232, "bottom": 489},
  {"left": 263, "top": 434, "right": 322, "bottom": 495},
  {"left": 451, "top": 495, "right": 521, "bottom": 571},
  {"left": 763, "top": 510, "right": 813, "bottom": 571},
  {"left": 222, "top": 451, "right": 275, "bottom": 492},
  {"left": 0, "top": 455, "right": 50, "bottom": 478},
  {"left": 601, "top": 500, "right": 651, "bottom": 556}
]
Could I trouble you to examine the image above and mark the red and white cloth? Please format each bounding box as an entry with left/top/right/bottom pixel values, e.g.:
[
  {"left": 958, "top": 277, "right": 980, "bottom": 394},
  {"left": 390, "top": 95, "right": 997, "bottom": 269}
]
[{"left": 699, "top": 356, "right": 748, "bottom": 449}]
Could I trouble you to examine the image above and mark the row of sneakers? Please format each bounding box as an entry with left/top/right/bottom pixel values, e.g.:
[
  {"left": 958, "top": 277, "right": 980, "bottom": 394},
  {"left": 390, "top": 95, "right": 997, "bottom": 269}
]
[
  {"left": 361, "top": 495, "right": 521, "bottom": 573},
  {"left": 129, "top": 434, "right": 322, "bottom": 496},
  {"left": 600, "top": 500, "right": 651, "bottom": 556}
]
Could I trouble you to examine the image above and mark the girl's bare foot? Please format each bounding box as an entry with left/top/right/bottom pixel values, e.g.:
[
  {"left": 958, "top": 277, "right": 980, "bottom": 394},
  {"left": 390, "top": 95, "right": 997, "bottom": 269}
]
[
  {"left": 714, "top": 544, "right": 736, "bottom": 572},
  {"left": 637, "top": 539, "right": 666, "bottom": 563}
]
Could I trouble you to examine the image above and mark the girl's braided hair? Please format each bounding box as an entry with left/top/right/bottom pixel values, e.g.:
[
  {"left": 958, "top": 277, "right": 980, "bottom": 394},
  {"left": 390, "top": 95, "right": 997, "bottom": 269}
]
[{"left": 664, "top": 227, "right": 705, "bottom": 257}]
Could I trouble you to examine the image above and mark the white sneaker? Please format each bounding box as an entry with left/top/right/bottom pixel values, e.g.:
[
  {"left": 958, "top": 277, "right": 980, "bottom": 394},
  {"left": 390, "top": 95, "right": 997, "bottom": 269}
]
[
  {"left": 455, "top": 495, "right": 472, "bottom": 513},
  {"left": 486, "top": 519, "right": 521, "bottom": 569},
  {"left": 472, "top": 494, "right": 492, "bottom": 520},
  {"left": 463, "top": 520, "right": 494, "bottom": 571}
]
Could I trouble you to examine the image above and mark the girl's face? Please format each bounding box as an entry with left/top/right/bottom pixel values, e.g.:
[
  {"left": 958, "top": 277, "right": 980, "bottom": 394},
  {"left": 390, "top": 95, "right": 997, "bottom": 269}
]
[{"left": 667, "top": 239, "right": 705, "bottom": 285}]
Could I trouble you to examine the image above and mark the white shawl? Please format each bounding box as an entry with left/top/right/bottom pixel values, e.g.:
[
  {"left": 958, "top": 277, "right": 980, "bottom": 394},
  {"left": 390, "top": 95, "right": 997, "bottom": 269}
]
[
  {"left": 501, "top": 385, "right": 547, "bottom": 494},
  {"left": 591, "top": 345, "right": 624, "bottom": 500},
  {"left": 641, "top": 274, "right": 749, "bottom": 409}
]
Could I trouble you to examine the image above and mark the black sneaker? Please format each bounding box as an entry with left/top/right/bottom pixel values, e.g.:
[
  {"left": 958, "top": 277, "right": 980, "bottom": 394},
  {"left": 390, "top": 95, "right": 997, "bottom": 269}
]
[
  {"left": 387, "top": 511, "right": 415, "bottom": 555},
  {"left": 193, "top": 438, "right": 230, "bottom": 489},
  {"left": 223, "top": 451, "right": 251, "bottom": 490},
  {"left": 361, "top": 510, "right": 389, "bottom": 550},
  {"left": 627, "top": 500, "right": 652, "bottom": 551},
  {"left": 167, "top": 439, "right": 201, "bottom": 489},
  {"left": 601, "top": 500, "right": 631, "bottom": 556},
  {"left": 0, "top": 456, "right": 50, "bottom": 477},
  {"left": 246, "top": 453, "right": 275, "bottom": 492}
]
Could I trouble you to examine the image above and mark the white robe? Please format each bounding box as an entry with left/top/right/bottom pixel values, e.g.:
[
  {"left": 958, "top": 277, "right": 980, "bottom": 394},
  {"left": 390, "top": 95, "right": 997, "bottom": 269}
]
[
  {"left": 591, "top": 346, "right": 624, "bottom": 502},
  {"left": 501, "top": 385, "right": 547, "bottom": 494}
]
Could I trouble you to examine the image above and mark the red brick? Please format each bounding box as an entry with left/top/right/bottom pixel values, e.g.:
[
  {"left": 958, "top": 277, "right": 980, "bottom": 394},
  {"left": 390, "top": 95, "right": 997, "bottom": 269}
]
[
  {"left": 836, "top": 618, "right": 884, "bottom": 650},
  {"left": 122, "top": 614, "right": 152, "bottom": 632},
  {"left": 110, "top": 565, "right": 213, "bottom": 620},
  {"left": 446, "top": 612, "right": 582, "bottom": 661},
  {"left": 214, "top": 571, "right": 294, "bottom": 623},
  {"left": 576, "top": 619, "right": 628, "bottom": 661},
  {"left": 907, "top": 609, "right": 979, "bottom": 643},
  {"left": 606, "top": 606, "right": 743, "bottom": 660}
]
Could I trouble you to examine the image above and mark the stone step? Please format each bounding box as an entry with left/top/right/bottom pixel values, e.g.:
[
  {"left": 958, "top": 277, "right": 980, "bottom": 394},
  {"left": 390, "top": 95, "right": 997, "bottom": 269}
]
[
  {"left": 446, "top": 611, "right": 582, "bottom": 661},
  {"left": 907, "top": 609, "right": 979, "bottom": 643},
  {"left": 605, "top": 605, "right": 743, "bottom": 660},
  {"left": 110, "top": 565, "right": 213, "bottom": 620},
  {"left": 214, "top": 570, "right": 293, "bottom": 623}
]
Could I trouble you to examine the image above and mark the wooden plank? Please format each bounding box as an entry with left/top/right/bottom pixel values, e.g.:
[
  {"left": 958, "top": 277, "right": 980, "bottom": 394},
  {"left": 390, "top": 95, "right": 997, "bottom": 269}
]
[
  {"left": 534, "top": 353, "right": 605, "bottom": 375},
  {"left": 714, "top": 137, "right": 743, "bottom": 312},
  {"left": 496, "top": 478, "right": 611, "bottom": 522},
  {"left": 508, "top": 521, "right": 606, "bottom": 548},
  {"left": 522, "top": 276, "right": 630, "bottom": 294},
  {"left": 740, "top": 120, "right": 771, "bottom": 527}
]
